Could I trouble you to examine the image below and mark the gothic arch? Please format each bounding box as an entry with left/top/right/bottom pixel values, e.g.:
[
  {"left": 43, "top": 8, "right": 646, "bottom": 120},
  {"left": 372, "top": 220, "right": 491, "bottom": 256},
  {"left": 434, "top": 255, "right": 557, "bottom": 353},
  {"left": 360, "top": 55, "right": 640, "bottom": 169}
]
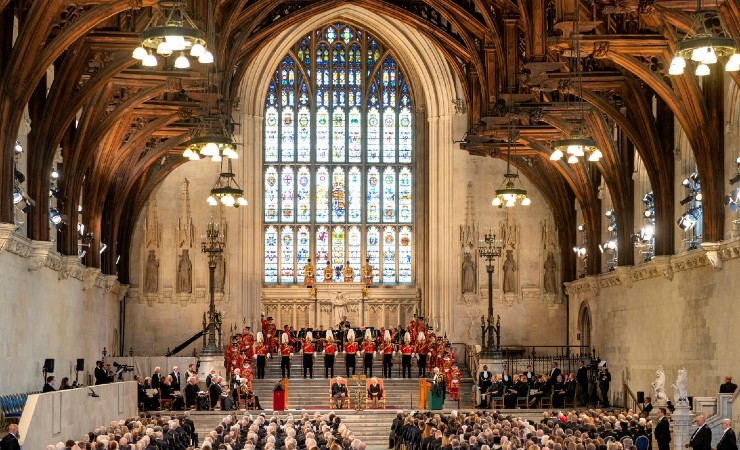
[
  {"left": 578, "top": 301, "right": 592, "bottom": 353},
  {"left": 236, "top": 3, "right": 461, "bottom": 332}
]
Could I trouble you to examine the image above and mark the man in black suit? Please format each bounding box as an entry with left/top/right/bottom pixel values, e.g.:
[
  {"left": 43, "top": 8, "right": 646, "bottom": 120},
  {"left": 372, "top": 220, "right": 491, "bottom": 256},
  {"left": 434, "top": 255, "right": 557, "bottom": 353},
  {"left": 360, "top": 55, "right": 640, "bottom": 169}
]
[
  {"left": 94, "top": 360, "right": 109, "bottom": 385},
  {"left": 549, "top": 361, "right": 562, "bottom": 385},
  {"left": 688, "top": 415, "right": 712, "bottom": 450},
  {"left": 170, "top": 366, "right": 182, "bottom": 391},
  {"left": 0, "top": 424, "right": 20, "bottom": 450},
  {"left": 655, "top": 407, "right": 671, "bottom": 450},
  {"left": 718, "top": 419, "right": 738, "bottom": 450},
  {"left": 331, "top": 376, "right": 348, "bottom": 409},
  {"left": 208, "top": 375, "right": 223, "bottom": 410},
  {"left": 184, "top": 376, "right": 201, "bottom": 410},
  {"left": 42, "top": 375, "right": 56, "bottom": 392},
  {"left": 478, "top": 365, "right": 492, "bottom": 407},
  {"left": 720, "top": 376, "right": 738, "bottom": 394},
  {"left": 576, "top": 360, "right": 589, "bottom": 406}
]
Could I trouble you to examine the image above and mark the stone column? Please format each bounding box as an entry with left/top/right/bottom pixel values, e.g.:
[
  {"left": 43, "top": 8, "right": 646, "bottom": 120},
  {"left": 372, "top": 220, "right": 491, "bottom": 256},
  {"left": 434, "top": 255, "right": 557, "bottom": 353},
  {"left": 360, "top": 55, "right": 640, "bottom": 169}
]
[{"left": 671, "top": 404, "right": 694, "bottom": 450}]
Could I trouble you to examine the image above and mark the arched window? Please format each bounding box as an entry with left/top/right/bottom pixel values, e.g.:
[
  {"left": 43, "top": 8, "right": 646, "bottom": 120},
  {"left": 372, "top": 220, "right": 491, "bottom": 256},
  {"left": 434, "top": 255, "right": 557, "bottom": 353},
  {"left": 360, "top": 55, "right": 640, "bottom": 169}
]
[{"left": 264, "top": 23, "right": 414, "bottom": 285}]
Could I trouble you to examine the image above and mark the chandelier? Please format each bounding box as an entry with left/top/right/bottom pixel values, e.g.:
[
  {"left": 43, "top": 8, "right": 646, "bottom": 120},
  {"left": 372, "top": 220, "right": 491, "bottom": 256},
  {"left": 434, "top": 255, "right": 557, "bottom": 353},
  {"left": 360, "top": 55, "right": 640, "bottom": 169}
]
[
  {"left": 549, "top": 0, "right": 602, "bottom": 163},
  {"left": 207, "top": 159, "right": 248, "bottom": 207},
  {"left": 669, "top": 8, "right": 739, "bottom": 76},
  {"left": 551, "top": 124, "right": 603, "bottom": 164},
  {"left": 132, "top": 1, "right": 214, "bottom": 68},
  {"left": 183, "top": 115, "right": 238, "bottom": 162},
  {"left": 492, "top": 96, "right": 531, "bottom": 208}
]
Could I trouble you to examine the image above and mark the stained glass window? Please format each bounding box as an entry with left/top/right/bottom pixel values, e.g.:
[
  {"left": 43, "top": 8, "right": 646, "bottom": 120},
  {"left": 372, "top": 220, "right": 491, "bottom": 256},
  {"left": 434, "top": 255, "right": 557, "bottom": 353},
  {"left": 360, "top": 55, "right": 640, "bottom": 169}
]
[{"left": 264, "top": 23, "right": 414, "bottom": 284}]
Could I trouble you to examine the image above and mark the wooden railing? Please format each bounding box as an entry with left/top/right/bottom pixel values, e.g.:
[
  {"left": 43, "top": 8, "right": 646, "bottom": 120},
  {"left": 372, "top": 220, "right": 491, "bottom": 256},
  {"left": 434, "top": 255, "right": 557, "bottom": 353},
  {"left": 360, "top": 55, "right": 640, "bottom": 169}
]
[{"left": 623, "top": 383, "right": 644, "bottom": 413}]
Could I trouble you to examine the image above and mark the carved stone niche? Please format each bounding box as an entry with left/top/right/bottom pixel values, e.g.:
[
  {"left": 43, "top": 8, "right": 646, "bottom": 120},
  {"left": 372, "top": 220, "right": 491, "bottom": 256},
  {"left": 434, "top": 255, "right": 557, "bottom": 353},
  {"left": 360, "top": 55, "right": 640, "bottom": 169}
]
[{"left": 27, "top": 240, "right": 54, "bottom": 271}]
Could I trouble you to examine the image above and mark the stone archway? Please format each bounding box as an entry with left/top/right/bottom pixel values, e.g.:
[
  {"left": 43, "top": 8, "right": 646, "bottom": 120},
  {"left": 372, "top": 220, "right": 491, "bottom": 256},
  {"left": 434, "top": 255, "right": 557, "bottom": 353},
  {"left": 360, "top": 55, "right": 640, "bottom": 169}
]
[
  {"left": 578, "top": 301, "right": 592, "bottom": 353},
  {"left": 237, "top": 4, "right": 462, "bottom": 332}
]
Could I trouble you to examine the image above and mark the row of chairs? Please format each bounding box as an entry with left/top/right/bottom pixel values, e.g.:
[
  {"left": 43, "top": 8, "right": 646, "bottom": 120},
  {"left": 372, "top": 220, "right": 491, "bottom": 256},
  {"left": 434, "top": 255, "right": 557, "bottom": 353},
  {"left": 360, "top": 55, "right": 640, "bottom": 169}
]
[
  {"left": 488, "top": 390, "right": 575, "bottom": 409},
  {"left": 606, "top": 435, "right": 650, "bottom": 450},
  {"left": 0, "top": 392, "right": 34, "bottom": 427}
]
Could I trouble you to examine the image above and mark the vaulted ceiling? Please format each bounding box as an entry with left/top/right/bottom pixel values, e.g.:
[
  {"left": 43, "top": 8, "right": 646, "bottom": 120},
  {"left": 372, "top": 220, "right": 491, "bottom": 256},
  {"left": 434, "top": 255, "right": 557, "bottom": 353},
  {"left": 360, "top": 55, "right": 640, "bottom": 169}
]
[{"left": 0, "top": 0, "right": 737, "bottom": 283}]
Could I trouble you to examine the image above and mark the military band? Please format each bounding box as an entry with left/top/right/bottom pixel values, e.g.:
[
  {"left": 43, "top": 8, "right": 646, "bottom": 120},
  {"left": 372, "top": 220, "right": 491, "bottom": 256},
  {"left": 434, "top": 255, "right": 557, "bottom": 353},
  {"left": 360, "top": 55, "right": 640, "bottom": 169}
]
[
  {"left": 301, "top": 331, "right": 315, "bottom": 379},
  {"left": 361, "top": 329, "right": 376, "bottom": 377},
  {"left": 324, "top": 331, "right": 337, "bottom": 378},
  {"left": 344, "top": 329, "right": 358, "bottom": 377},
  {"left": 279, "top": 332, "right": 292, "bottom": 379}
]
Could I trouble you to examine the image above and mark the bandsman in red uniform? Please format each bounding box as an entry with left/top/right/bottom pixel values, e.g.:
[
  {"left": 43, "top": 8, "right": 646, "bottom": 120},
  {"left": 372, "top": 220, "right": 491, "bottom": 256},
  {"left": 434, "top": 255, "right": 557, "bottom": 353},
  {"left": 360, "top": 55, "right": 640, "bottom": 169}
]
[
  {"left": 449, "top": 363, "right": 462, "bottom": 400},
  {"left": 279, "top": 332, "right": 293, "bottom": 379},
  {"left": 362, "top": 329, "right": 376, "bottom": 377},
  {"left": 324, "top": 330, "right": 337, "bottom": 378},
  {"left": 242, "top": 326, "right": 255, "bottom": 360},
  {"left": 254, "top": 332, "right": 270, "bottom": 379},
  {"left": 416, "top": 332, "right": 430, "bottom": 378},
  {"left": 381, "top": 330, "right": 395, "bottom": 378},
  {"left": 407, "top": 316, "right": 419, "bottom": 345},
  {"left": 401, "top": 332, "right": 414, "bottom": 379},
  {"left": 344, "top": 329, "right": 358, "bottom": 377},
  {"left": 301, "top": 331, "right": 315, "bottom": 379},
  {"left": 265, "top": 317, "right": 277, "bottom": 353}
]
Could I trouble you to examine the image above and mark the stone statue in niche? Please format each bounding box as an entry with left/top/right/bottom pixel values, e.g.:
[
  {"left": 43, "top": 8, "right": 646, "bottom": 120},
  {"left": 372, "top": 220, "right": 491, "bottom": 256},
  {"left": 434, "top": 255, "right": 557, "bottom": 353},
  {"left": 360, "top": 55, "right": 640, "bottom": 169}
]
[
  {"left": 177, "top": 249, "right": 192, "bottom": 293},
  {"left": 177, "top": 178, "right": 194, "bottom": 248},
  {"left": 543, "top": 252, "right": 557, "bottom": 294},
  {"left": 144, "top": 250, "right": 159, "bottom": 294},
  {"left": 503, "top": 249, "right": 517, "bottom": 293},
  {"left": 214, "top": 253, "right": 225, "bottom": 293},
  {"left": 461, "top": 252, "right": 475, "bottom": 294},
  {"left": 303, "top": 258, "right": 315, "bottom": 288},
  {"left": 323, "top": 260, "right": 333, "bottom": 282},
  {"left": 343, "top": 261, "right": 354, "bottom": 282}
]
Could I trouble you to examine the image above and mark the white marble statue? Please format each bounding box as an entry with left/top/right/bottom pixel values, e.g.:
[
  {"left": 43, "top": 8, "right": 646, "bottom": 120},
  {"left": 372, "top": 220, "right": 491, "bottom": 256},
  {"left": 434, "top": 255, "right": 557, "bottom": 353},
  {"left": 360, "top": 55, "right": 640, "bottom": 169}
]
[
  {"left": 652, "top": 365, "right": 667, "bottom": 403},
  {"left": 672, "top": 367, "right": 689, "bottom": 406}
]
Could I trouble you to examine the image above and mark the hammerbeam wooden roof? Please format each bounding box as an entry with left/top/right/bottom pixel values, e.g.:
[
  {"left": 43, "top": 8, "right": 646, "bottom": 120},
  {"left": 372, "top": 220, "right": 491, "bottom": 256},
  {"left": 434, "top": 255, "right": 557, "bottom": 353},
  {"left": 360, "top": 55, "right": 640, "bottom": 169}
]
[{"left": 0, "top": 0, "right": 737, "bottom": 282}]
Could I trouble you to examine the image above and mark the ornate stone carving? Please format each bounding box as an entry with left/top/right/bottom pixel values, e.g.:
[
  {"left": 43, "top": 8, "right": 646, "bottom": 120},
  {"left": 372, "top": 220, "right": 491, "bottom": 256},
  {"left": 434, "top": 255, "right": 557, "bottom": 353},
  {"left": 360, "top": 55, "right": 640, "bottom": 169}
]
[
  {"left": 615, "top": 266, "right": 633, "bottom": 288},
  {"left": 104, "top": 274, "right": 118, "bottom": 292},
  {"left": 452, "top": 98, "right": 465, "bottom": 115},
  {"left": 593, "top": 41, "right": 610, "bottom": 59},
  {"left": 177, "top": 179, "right": 195, "bottom": 248},
  {"left": 27, "top": 240, "right": 54, "bottom": 271},
  {"left": 700, "top": 242, "right": 722, "bottom": 270},
  {"left": 45, "top": 251, "right": 62, "bottom": 272},
  {"left": 652, "top": 255, "right": 673, "bottom": 280},
  {"left": 144, "top": 195, "right": 162, "bottom": 248},
  {"left": 588, "top": 277, "right": 600, "bottom": 296},
  {"left": 165, "top": 77, "right": 183, "bottom": 93},
  {"left": 59, "top": 256, "right": 81, "bottom": 280},
  {"left": 83, "top": 268, "right": 102, "bottom": 291}
]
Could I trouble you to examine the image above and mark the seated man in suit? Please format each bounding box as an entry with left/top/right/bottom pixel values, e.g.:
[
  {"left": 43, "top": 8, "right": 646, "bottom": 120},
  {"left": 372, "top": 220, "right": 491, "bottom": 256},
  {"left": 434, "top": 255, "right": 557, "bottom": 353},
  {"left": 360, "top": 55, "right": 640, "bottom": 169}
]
[
  {"left": 331, "top": 376, "right": 348, "bottom": 409},
  {"left": 184, "top": 376, "right": 201, "bottom": 410},
  {"left": 485, "top": 375, "right": 504, "bottom": 408},
  {"left": 529, "top": 374, "right": 550, "bottom": 408},
  {"left": 42, "top": 376, "right": 56, "bottom": 392},
  {"left": 208, "top": 375, "right": 224, "bottom": 410},
  {"left": 368, "top": 377, "right": 383, "bottom": 408},
  {"left": 503, "top": 375, "right": 523, "bottom": 408},
  {"left": 720, "top": 375, "right": 738, "bottom": 394}
]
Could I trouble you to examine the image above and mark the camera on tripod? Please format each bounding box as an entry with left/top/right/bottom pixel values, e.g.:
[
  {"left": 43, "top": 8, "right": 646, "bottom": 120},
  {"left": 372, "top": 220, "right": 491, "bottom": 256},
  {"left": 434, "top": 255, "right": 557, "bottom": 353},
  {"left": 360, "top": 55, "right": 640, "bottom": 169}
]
[{"left": 113, "top": 362, "right": 134, "bottom": 377}]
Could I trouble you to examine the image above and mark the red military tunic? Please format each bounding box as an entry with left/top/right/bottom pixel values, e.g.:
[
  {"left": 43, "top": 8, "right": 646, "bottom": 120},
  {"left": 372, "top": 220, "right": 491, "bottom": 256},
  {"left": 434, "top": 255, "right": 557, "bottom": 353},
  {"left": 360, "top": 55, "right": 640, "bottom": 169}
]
[
  {"left": 255, "top": 342, "right": 269, "bottom": 357},
  {"left": 280, "top": 343, "right": 292, "bottom": 356},
  {"left": 324, "top": 342, "right": 337, "bottom": 355},
  {"left": 302, "top": 342, "right": 315, "bottom": 354},
  {"left": 382, "top": 342, "right": 395, "bottom": 355},
  {"left": 401, "top": 344, "right": 414, "bottom": 356},
  {"left": 345, "top": 342, "right": 358, "bottom": 355},
  {"left": 362, "top": 341, "right": 375, "bottom": 354}
]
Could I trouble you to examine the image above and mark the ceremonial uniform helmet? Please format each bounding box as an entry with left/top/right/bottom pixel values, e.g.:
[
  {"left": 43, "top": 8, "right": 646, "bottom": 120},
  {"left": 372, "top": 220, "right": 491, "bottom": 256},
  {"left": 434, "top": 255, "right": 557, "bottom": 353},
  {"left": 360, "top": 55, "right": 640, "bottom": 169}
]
[
  {"left": 326, "top": 330, "right": 333, "bottom": 341},
  {"left": 306, "top": 331, "right": 313, "bottom": 342},
  {"left": 256, "top": 332, "right": 264, "bottom": 343},
  {"left": 347, "top": 329, "right": 355, "bottom": 341},
  {"left": 384, "top": 330, "right": 391, "bottom": 342},
  {"left": 281, "top": 332, "right": 289, "bottom": 344},
  {"left": 404, "top": 332, "right": 411, "bottom": 344},
  {"left": 365, "top": 329, "right": 372, "bottom": 341}
]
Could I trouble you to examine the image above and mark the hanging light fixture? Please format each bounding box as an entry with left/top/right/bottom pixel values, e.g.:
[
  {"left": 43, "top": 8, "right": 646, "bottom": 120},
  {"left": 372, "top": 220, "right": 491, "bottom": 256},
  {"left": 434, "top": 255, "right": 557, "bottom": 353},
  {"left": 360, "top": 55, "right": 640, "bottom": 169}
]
[
  {"left": 492, "top": 91, "right": 531, "bottom": 208},
  {"left": 668, "top": 3, "right": 739, "bottom": 76},
  {"left": 207, "top": 159, "right": 248, "bottom": 208},
  {"left": 183, "top": 115, "right": 238, "bottom": 161},
  {"left": 549, "top": 0, "right": 602, "bottom": 164},
  {"left": 132, "top": 1, "right": 214, "bottom": 68}
]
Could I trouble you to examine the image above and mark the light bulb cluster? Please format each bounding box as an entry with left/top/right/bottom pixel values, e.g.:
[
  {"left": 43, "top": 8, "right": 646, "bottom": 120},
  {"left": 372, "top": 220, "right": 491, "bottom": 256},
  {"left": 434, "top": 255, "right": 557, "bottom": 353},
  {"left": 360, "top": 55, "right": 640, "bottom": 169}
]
[
  {"left": 668, "top": 11, "right": 739, "bottom": 77},
  {"left": 551, "top": 135, "right": 602, "bottom": 164},
  {"left": 207, "top": 161, "right": 248, "bottom": 208},
  {"left": 491, "top": 174, "right": 531, "bottom": 208},
  {"left": 132, "top": 1, "right": 214, "bottom": 69},
  {"left": 183, "top": 136, "right": 238, "bottom": 162}
]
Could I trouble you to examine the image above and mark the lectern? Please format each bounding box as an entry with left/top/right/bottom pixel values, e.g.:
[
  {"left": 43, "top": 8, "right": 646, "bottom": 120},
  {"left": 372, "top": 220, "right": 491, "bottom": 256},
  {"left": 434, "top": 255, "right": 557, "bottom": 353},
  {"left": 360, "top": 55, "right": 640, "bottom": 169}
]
[{"left": 418, "top": 379, "right": 431, "bottom": 409}]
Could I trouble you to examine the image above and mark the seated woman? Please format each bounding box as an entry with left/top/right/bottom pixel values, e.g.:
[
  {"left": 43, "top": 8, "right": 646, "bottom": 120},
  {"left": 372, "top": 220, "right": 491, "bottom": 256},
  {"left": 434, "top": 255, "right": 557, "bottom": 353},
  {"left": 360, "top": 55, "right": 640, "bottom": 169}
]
[
  {"left": 552, "top": 374, "right": 567, "bottom": 408},
  {"left": 529, "top": 374, "right": 548, "bottom": 408},
  {"left": 503, "top": 375, "right": 522, "bottom": 408},
  {"left": 368, "top": 377, "right": 383, "bottom": 408}
]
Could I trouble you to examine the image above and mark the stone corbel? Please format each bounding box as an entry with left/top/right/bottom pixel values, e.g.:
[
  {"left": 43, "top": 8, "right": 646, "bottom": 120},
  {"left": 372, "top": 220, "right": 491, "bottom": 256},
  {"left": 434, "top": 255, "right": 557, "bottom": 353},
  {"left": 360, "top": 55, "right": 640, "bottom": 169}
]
[
  {"left": 588, "top": 277, "right": 600, "bottom": 296},
  {"left": 59, "top": 255, "right": 84, "bottom": 280},
  {"left": 0, "top": 223, "right": 16, "bottom": 254},
  {"left": 163, "top": 287, "right": 172, "bottom": 304},
  {"left": 83, "top": 267, "right": 102, "bottom": 291},
  {"left": 104, "top": 274, "right": 119, "bottom": 292},
  {"left": 27, "top": 240, "right": 54, "bottom": 271},
  {"left": 652, "top": 255, "right": 673, "bottom": 280},
  {"left": 113, "top": 283, "right": 129, "bottom": 302},
  {"left": 5, "top": 232, "right": 32, "bottom": 258},
  {"left": 700, "top": 242, "right": 723, "bottom": 270},
  {"left": 615, "top": 266, "right": 633, "bottom": 288}
]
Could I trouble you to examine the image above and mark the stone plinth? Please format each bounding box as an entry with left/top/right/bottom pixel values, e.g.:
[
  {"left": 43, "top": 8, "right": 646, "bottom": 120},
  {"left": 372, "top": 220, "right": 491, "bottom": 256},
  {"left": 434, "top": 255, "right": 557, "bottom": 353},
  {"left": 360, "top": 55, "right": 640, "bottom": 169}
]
[{"left": 671, "top": 404, "right": 694, "bottom": 450}]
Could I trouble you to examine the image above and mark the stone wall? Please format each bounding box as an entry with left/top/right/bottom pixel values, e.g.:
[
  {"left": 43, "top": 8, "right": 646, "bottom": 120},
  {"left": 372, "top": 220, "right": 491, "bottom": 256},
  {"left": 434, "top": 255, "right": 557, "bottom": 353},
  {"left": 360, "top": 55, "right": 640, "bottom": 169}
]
[
  {"left": 565, "top": 239, "right": 740, "bottom": 405},
  {"left": 0, "top": 226, "right": 125, "bottom": 396}
]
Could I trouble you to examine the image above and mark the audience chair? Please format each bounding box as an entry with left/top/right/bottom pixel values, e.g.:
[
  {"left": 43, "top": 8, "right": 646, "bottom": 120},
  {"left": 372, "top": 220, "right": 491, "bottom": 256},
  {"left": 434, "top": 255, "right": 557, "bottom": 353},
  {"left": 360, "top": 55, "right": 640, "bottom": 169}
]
[
  {"left": 159, "top": 389, "right": 174, "bottom": 410},
  {"left": 539, "top": 392, "right": 553, "bottom": 409},
  {"left": 489, "top": 395, "right": 504, "bottom": 409},
  {"left": 516, "top": 387, "right": 529, "bottom": 409},
  {"left": 635, "top": 436, "right": 649, "bottom": 450}
]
